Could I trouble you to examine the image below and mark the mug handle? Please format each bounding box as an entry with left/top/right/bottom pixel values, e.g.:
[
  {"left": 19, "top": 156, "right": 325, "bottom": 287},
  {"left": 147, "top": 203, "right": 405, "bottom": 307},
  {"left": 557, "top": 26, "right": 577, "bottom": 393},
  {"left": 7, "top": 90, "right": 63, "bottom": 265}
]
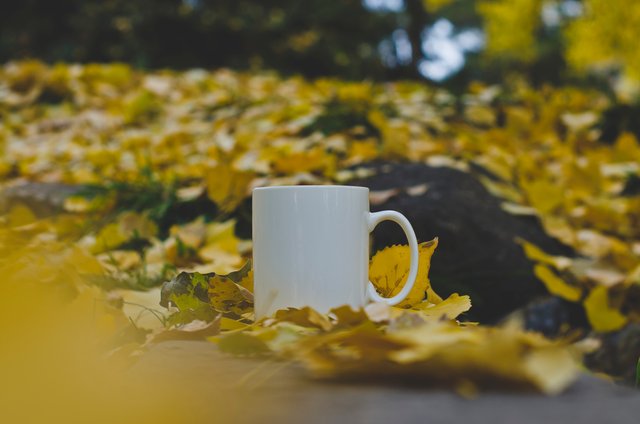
[{"left": 367, "top": 211, "right": 419, "bottom": 305}]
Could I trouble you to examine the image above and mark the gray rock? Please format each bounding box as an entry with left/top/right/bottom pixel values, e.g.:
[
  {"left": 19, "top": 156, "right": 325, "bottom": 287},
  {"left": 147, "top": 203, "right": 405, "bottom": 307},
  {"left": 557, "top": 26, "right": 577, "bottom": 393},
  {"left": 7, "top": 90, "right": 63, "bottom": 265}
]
[{"left": 0, "top": 182, "right": 83, "bottom": 216}]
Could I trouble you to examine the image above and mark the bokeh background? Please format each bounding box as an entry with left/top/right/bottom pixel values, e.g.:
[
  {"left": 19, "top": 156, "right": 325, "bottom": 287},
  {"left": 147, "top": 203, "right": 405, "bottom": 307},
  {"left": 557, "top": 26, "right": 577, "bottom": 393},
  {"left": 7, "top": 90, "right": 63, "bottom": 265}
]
[{"left": 2, "top": 0, "right": 637, "bottom": 92}]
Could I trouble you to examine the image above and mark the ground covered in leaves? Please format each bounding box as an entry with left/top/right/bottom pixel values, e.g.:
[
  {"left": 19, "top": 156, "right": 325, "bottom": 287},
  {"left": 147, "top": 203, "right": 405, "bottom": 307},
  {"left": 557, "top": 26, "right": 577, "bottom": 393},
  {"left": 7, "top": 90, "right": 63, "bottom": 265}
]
[{"left": 1, "top": 61, "right": 639, "bottom": 410}]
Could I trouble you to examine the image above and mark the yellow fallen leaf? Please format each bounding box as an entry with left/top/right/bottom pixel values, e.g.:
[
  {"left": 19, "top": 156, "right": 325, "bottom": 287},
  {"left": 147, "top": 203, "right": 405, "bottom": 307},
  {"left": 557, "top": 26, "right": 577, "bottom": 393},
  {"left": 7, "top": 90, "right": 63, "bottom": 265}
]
[
  {"left": 204, "top": 219, "right": 239, "bottom": 253},
  {"left": 170, "top": 217, "right": 206, "bottom": 249},
  {"left": 6, "top": 203, "right": 37, "bottom": 227},
  {"left": 297, "top": 321, "right": 578, "bottom": 394},
  {"left": 118, "top": 287, "right": 167, "bottom": 330},
  {"left": 368, "top": 110, "right": 410, "bottom": 158},
  {"left": 175, "top": 185, "right": 205, "bottom": 202},
  {"left": 149, "top": 318, "right": 220, "bottom": 343},
  {"left": 501, "top": 202, "right": 538, "bottom": 216},
  {"left": 63, "top": 196, "right": 93, "bottom": 212},
  {"left": 464, "top": 104, "right": 496, "bottom": 126},
  {"left": 584, "top": 267, "right": 626, "bottom": 287},
  {"left": 522, "top": 180, "right": 564, "bottom": 214},
  {"left": 523, "top": 346, "right": 579, "bottom": 395},
  {"left": 252, "top": 322, "right": 317, "bottom": 352},
  {"left": 271, "top": 147, "right": 334, "bottom": 175},
  {"left": 369, "top": 238, "right": 439, "bottom": 308},
  {"left": 206, "top": 162, "right": 254, "bottom": 212},
  {"left": 98, "top": 250, "right": 141, "bottom": 272},
  {"left": 412, "top": 293, "right": 472, "bottom": 321},
  {"left": 427, "top": 285, "right": 444, "bottom": 304},
  {"left": 62, "top": 245, "right": 105, "bottom": 275},
  {"left": 197, "top": 247, "right": 243, "bottom": 274},
  {"left": 346, "top": 140, "right": 379, "bottom": 164},
  {"left": 478, "top": 176, "right": 524, "bottom": 203},
  {"left": 219, "top": 317, "right": 251, "bottom": 331},
  {"left": 119, "top": 211, "right": 158, "bottom": 239},
  {"left": 364, "top": 302, "right": 394, "bottom": 323},
  {"left": 369, "top": 188, "right": 400, "bottom": 205},
  {"left": 92, "top": 223, "right": 127, "bottom": 254},
  {"left": 330, "top": 305, "right": 369, "bottom": 329},
  {"left": 406, "top": 183, "right": 429, "bottom": 197},
  {"left": 273, "top": 307, "right": 333, "bottom": 331},
  {"left": 92, "top": 212, "right": 158, "bottom": 254},
  {"left": 238, "top": 268, "right": 254, "bottom": 293},
  {"left": 540, "top": 215, "right": 576, "bottom": 247},
  {"left": 613, "top": 132, "right": 640, "bottom": 162},
  {"left": 208, "top": 274, "right": 253, "bottom": 315},
  {"left": 533, "top": 265, "right": 583, "bottom": 302},
  {"left": 518, "top": 239, "right": 572, "bottom": 270},
  {"left": 584, "top": 286, "right": 628, "bottom": 332}
]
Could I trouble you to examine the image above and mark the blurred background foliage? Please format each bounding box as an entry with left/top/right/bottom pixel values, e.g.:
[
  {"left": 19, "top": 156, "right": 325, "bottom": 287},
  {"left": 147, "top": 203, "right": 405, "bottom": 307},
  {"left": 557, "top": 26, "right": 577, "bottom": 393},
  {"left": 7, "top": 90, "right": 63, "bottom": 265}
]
[{"left": 1, "top": 0, "right": 639, "bottom": 94}]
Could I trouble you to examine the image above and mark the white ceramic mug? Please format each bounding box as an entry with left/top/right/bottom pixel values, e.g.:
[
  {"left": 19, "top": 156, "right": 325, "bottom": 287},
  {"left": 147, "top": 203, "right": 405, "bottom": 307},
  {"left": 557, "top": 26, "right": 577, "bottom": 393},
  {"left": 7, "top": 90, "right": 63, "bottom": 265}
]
[{"left": 252, "top": 185, "right": 419, "bottom": 317}]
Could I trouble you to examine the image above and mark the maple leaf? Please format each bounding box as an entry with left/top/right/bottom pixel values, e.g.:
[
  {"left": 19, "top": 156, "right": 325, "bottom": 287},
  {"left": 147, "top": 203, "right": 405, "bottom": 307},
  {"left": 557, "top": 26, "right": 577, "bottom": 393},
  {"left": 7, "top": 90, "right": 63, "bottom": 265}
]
[{"left": 369, "top": 238, "right": 439, "bottom": 308}]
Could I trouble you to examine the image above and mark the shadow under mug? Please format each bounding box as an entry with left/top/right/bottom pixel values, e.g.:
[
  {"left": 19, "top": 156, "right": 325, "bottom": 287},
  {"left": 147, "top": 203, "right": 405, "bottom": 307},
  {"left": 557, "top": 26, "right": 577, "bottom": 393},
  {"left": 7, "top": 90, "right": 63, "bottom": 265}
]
[{"left": 252, "top": 185, "right": 419, "bottom": 318}]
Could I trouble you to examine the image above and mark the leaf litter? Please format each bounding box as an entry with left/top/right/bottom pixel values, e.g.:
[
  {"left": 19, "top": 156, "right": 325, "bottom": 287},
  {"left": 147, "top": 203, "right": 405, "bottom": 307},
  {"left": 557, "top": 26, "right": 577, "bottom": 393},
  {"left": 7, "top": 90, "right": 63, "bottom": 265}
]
[{"left": 4, "top": 61, "right": 639, "bottom": 395}]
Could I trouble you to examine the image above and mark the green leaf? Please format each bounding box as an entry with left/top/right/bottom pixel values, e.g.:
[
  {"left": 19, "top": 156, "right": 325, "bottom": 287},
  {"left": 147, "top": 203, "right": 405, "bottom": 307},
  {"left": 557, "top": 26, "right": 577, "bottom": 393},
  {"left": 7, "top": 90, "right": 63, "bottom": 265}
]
[
  {"left": 165, "top": 298, "right": 218, "bottom": 326},
  {"left": 160, "top": 271, "right": 211, "bottom": 307},
  {"left": 164, "top": 272, "right": 219, "bottom": 325}
]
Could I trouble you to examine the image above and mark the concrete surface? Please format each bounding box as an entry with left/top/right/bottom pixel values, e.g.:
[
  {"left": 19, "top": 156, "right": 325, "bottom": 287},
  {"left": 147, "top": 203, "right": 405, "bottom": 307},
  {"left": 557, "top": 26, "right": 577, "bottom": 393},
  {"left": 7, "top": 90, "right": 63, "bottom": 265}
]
[{"left": 128, "top": 340, "right": 640, "bottom": 424}]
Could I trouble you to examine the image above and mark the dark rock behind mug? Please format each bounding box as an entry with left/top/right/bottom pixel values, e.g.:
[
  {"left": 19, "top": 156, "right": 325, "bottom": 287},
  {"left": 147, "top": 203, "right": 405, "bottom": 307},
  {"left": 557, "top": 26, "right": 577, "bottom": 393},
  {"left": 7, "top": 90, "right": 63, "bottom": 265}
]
[{"left": 345, "top": 161, "right": 576, "bottom": 323}]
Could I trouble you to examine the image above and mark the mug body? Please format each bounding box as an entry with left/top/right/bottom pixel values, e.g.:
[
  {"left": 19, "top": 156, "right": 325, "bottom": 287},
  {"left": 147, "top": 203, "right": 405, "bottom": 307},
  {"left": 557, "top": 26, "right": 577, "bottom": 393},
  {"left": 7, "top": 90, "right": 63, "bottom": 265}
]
[{"left": 252, "top": 186, "right": 369, "bottom": 317}]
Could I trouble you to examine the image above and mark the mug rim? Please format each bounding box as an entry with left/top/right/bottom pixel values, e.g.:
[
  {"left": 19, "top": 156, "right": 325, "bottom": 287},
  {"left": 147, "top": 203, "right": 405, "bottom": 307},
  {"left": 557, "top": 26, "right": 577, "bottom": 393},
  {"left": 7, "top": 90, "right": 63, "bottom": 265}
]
[{"left": 253, "top": 185, "right": 368, "bottom": 192}]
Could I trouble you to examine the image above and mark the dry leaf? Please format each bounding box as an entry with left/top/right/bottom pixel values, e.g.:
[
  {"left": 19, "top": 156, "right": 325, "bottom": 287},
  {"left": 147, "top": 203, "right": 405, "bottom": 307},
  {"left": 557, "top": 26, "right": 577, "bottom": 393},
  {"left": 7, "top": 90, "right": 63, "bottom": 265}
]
[
  {"left": 519, "top": 239, "right": 572, "bottom": 270},
  {"left": 411, "top": 294, "right": 472, "bottom": 321},
  {"left": 533, "top": 265, "right": 583, "bottom": 302},
  {"left": 501, "top": 202, "right": 538, "bottom": 216},
  {"left": 297, "top": 321, "right": 578, "bottom": 395},
  {"left": 369, "top": 238, "right": 439, "bottom": 307},
  {"left": 584, "top": 286, "right": 628, "bottom": 332},
  {"left": 170, "top": 217, "right": 206, "bottom": 249},
  {"left": 330, "top": 305, "right": 370, "bottom": 329},
  {"left": 150, "top": 318, "right": 220, "bottom": 343},
  {"left": 273, "top": 307, "right": 333, "bottom": 331},
  {"left": 208, "top": 274, "right": 253, "bottom": 315},
  {"left": 369, "top": 188, "right": 401, "bottom": 205},
  {"left": 406, "top": 183, "right": 429, "bottom": 197},
  {"left": 206, "top": 162, "right": 254, "bottom": 212}
]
